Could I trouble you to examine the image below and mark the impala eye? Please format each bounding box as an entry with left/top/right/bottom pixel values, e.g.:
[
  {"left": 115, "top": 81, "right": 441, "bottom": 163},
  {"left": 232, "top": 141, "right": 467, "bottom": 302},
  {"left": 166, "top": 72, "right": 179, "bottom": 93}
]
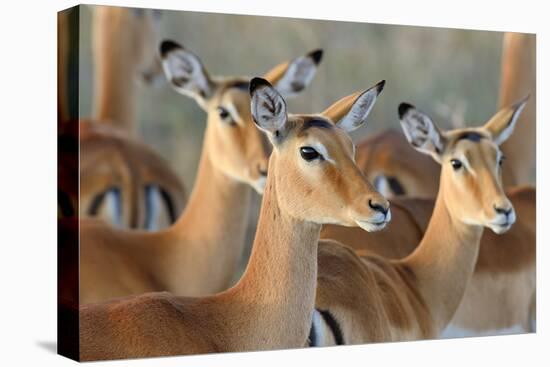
[
  {"left": 217, "top": 107, "right": 235, "bottom": 125},
  {"left": 499, "top": 155, "right": 506, "bottom": 167},
  {"left": 450, "top": 159, "right": 463, "bottom": 171},
  {"left": 300, "top": 146, "right": 322, "bottom": 161}
]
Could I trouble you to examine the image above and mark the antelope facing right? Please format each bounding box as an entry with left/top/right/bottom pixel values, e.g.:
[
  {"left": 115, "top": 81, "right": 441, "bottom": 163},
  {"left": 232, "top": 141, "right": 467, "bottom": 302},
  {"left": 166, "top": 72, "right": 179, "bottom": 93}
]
[
  {"left": 76, "top": 41, "right": 324, "bottom": 304},
  {"left": 312, "top": 98, "right": 526, "bottom": 345},
  {"left": 79, "top": 78, "right": 389, "bottom": 361}
]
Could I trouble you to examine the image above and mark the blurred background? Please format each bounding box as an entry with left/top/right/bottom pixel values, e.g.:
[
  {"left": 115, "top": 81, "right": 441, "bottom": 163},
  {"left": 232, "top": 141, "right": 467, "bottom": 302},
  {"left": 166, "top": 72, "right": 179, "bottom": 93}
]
[{"left": 78, "top": 5, "right": 504, "bottom": 189}]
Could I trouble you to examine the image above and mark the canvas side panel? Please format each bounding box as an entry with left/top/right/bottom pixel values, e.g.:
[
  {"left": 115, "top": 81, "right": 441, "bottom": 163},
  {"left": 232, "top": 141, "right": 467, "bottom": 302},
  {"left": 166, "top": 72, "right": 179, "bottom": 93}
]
[{"left": 57, "top": 4, "right": 80, "bottom": 362}]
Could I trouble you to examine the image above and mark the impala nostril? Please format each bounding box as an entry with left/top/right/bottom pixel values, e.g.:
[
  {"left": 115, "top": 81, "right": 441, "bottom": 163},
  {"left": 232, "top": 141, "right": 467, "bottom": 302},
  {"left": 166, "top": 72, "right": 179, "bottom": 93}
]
[
  {"left": 369, "top": 199, "right": 388, "bottom": 215},
  {"left": 494, "top": 205, "right": 512, "bottom": 216}
]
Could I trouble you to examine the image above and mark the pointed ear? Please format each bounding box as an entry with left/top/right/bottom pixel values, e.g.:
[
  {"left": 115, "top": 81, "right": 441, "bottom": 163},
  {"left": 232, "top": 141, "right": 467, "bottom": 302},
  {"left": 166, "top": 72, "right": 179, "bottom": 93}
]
[
  {"left": 160, "top": 40, "right": 215, "bottom": 106},
  {"left": 263, "top": 49, "right": 323, "bottom": 98},
  {"left": 249, "top": 78, "right": 289, "bottom": 142},
  {"left": 398, "top": 103, "right": 446, "bottom": 162},
  {"left": 483, "top": 95, "right": 529, "bottom": 145},
  {"left": 322, "top": 80, "right": 385, "bottom": 132}
]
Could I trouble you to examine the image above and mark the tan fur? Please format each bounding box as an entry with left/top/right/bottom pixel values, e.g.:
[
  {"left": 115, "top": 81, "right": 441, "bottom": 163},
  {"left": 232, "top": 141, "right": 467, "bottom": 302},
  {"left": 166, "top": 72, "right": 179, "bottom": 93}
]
[
  {"left": 356, "top": 129, "right": 440, "bottom": 197},
  {"left": 79, "top": 120, "right": 186, "bottom": 229},
  {"left": 322, "top": 186, "right": 535, "bottom": 335},
  {"left": 92, "top": 7, "right": 162, "bottom": 133},
  {"left": 79, "top": 85, "right": 388, "bottom": 360},
  {"left": 316, "top": 106, "right": 522, "bottom": 344},
  {"left": 321, "top": 36, "right": 536, "bottom": 336},
  {"left": 78, "top": 52, "right": 320, "bottom": 304}
]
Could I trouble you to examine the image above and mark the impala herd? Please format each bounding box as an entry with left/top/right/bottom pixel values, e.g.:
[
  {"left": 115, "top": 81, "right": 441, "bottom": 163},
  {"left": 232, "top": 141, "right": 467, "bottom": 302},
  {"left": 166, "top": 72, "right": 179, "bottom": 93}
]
[{"left": 58, "top": 7, "right": 536, "bottom": 361}]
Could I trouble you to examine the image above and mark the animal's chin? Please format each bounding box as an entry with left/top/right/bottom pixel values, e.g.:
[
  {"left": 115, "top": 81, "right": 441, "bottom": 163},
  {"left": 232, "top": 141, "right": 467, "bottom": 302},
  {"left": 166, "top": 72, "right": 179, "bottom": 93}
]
[
  {"left": 355, "top": 219, "right": 388, "bottom": 232},
  {"left": 489, "top": 222, "right": 512, "bottom": 234},
  {"left": 251, "top": 177, "right": 266, "bottom": 195}
]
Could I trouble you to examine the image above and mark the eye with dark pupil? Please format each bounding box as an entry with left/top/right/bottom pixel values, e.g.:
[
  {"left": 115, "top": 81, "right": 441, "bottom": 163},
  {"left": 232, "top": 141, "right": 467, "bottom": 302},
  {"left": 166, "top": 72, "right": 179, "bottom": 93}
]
[
  {"left": 217, "top": 107, "right": 233, "bottom": 123},
  {"left": 499, "top": 155, "right": 506, "bottom": 167},
  {"left": 450, "top": 159, "right": 463, "bottom": 170},
  {"left": 300, "top": 147, "right": 321, "bottom": 161}
]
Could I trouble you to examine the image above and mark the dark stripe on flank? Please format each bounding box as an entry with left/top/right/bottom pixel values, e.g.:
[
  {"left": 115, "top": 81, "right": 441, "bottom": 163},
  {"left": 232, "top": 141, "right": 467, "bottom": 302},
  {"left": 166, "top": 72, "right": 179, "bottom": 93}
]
[
  {"left": 159, "top": 188, "right": 177, "bottom": 223},
  {"left": 88, "top": 191, "right": 107, "bottom": 216},
  {"left": 319, "top": 309, "right": 345, "bottom": 345}
]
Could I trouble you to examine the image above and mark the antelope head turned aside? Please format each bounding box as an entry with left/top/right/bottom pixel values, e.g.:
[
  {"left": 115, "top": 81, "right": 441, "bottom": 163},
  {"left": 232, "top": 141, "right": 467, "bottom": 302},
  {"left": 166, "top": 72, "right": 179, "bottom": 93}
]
[
  {"left": 160, "top": 41, "right": 324, "bottom": 194},
  {"left": 399, "top": 95, "right": 529, "bottom": 234},
  {"left": 250, "top": 77, "right": 390, "bottom": 231},
  {"left": 129, "top": 8, "right": 165, "bottom": 87}
]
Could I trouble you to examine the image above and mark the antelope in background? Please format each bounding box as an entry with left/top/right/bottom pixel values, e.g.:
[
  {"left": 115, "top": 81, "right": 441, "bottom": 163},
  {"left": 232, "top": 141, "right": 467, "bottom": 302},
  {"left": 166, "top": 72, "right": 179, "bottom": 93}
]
[
  {"left": 79, "top": 78, "right": 388, "bottom": 361},
  {"left": 322, "top": 32, "right": 536, "bottom": 337},
  {"left": 355, "top": 32, "right": 535, "bottom": 199},
  {"left": 312, "top": 98, "right": 525, "bottom": 346},
  {"left": 75, "top": 41, "right": 324, "bottom": 304},
  {"left": 92, "top": 6, "right": 165, "bottom": 133},
  {"left": 77, "top": 7, "right": 187, "bottom": 230}
]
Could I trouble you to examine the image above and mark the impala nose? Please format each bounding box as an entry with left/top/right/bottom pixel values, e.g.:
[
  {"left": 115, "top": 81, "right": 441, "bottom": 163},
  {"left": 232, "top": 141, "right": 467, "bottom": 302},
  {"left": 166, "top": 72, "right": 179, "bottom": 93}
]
[
  {"left": 369, "top": 199, "right": 389, "bottom": 216},
  {"left": 494, "top": 204, "right": 513, "bottom": 217}
]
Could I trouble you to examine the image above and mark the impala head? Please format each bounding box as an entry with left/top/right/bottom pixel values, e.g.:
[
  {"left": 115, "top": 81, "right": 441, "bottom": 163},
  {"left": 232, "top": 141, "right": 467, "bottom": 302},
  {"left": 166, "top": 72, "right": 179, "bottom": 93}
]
[
  {"left": 129, "top": 8, "right": 165, "bottom": 86},
  {"left": 399, "top": 96, "right": 529, "bottom": 234},
  {"left": 125, "top": 8, "right": 164, "bottom": 85},
  {"left": 250, "top": 78, "right": 390, "bottom": 231},
  {"left": 160, "top": 41, "right": 323, "bottom": 193}
]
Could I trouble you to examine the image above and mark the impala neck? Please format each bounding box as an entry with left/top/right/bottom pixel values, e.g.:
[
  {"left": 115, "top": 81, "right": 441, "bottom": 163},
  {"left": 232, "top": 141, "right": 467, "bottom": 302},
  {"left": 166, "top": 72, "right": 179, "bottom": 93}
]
[
  {"left": 161, "top": 135, "right": 252, "bottom": 295},
  {"left": 226, "top": 161, "right": 320, "bottom": 350},
  {"left": 401, "top": 181, "right": 483, "bottom": 333},
  {"left": 92, "top": 10, "right": 137, "bottom": 134},
  {"left": 499, "top": 33, "right": 536, "bottom": 186}
]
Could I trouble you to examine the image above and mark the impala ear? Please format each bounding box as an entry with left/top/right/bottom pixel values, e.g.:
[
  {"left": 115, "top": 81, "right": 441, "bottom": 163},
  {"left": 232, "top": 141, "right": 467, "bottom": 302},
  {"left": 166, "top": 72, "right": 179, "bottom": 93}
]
[
  {"left": 263, "top": 49, "right": 323, "bottom": 98},
  {"left": 483, "top": 95, "right": 529, "bottom": 145},
  {"left": 398, "top": 103, "right": 446, "bottom": 162},
  {"left": 249, "top": 77, "right": 289, "bottom": 143},
  {"left": 322, "top": 80, "right": 385, "bottom": 132},
  {"left": 160, "top": 40, "right": 215, "bottom": 107}
]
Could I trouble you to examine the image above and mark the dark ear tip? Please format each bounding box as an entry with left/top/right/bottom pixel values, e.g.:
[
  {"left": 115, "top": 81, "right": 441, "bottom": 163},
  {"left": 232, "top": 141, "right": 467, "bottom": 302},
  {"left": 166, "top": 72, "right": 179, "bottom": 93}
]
[
  {"left": 308, "top": 49, "right": 324, "bottom": 65},
  {"left": 375, "top": 80, "right": 386, "bottom": 94},
  {"left": 160, "top": 40, "right": 182, "bottom": 57},
  {"left": 398, "top": 102, "right": 415, "bottom": 119},
  {"left": 249, "top": 77, "right": 272, "bottom": 96}
]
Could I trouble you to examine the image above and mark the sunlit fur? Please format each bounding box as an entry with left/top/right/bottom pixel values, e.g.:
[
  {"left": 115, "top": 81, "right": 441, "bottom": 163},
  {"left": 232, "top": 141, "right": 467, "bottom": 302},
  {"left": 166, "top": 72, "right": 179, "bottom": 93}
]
[
  {"left": 269, "top": 115, "right": 389, "bottom": 229},
  {"left": 79, "top": 83, "right": 388, "bottom": 361},
  {"left": 76, "top": 50, "right": 321, "bottom": 304},
  {"left": 315, "top": 103, "right": 521, "bottom": 345},
  {"left": 199, "top": 79, "right": 269, "bottom": 193}
]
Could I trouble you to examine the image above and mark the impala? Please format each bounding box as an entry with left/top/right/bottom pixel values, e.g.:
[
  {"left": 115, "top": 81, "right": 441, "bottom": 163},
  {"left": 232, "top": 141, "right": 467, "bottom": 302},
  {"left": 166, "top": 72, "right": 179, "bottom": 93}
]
[
  {"left": 311, "top": 97, "right": 527, "bottom": 345},
  {"left": 77, "top": 41, "right": 324, "bottom": 304},
  {"left": 354, "top": 32, "right": 535, "bottom": 198},
  {"left": 321, "top": 33, "right": 536, "bottom": 337},
  {"left": 79, "top": 7, "right": 186, "bottom": 230},
  {"left": 79, "top": 78, "right": 388, "bottom": 361}
]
